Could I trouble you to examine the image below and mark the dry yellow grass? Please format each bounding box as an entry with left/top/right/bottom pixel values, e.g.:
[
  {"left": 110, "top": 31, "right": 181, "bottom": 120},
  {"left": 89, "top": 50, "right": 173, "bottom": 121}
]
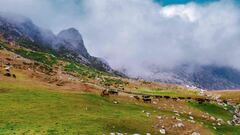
[{"left": 210, "top": 90, "right": 240, "bottom": 103}]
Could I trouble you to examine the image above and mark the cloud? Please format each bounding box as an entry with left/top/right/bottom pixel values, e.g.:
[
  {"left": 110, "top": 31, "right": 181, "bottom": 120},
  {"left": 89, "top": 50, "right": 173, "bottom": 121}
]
[
  {"left": 159, "top": 3, "right": 200, "bottom": 22},
  {"left": 0, "top": 0, "right": 83, "bottom": 32},
  {"left": 0, "top": 0, "right": 240, "bottom": 78}
]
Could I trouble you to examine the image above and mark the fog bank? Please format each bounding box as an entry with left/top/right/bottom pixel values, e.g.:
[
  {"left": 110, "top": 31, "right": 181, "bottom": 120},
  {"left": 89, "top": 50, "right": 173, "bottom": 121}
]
[{"left": 0, "top": 0, "right": 240, "bottom": 77}]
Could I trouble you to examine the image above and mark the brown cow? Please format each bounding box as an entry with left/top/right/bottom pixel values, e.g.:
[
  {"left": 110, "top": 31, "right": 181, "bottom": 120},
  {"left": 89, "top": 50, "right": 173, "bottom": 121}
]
[
  {"left": 4, "top": 73, "right": 11, "bottom": 77},
  {"left": 12, "top": 74, "right": 16, "bottom": 78},
  {"left": 155, "top": 95, "right": 163, "bottom": 99},
  {"left": 164, "top": 96, "right": 171, "bottom": 99},
  {"left": 108, "top": 89, "right": 118, "bottom": 95},
  {"left": 143, "top": 98, "right": 151, "bottom": 103},
  {"left": 101, "top": 90, "right": 109, "bottom": 97},
  {"left": 133, "top": 96, "right": 140, "bottom": 101}
]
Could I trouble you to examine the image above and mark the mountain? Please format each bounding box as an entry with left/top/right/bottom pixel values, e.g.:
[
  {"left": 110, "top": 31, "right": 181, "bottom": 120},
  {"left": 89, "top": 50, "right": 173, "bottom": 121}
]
[
  {"left": 0, "top": 13, "right": 114, "bottom": 73},
  {"left": 1, "top": 13, "right": 240, "bottom": 90},
  {"left": 57, "top": 28, "right": 89, "bottom": 58},
  {"left": 146, "top": 65, "right": 240, "bottom": 90}
]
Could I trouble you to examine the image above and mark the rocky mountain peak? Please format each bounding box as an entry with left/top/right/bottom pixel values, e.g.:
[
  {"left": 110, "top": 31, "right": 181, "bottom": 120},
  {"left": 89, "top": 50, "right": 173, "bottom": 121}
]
[
  {"left": 57, "top": 28, "right": 89, "bottom": 58},
  {"left": 57, "top": 28, "right": 82, "bottom": 42}
]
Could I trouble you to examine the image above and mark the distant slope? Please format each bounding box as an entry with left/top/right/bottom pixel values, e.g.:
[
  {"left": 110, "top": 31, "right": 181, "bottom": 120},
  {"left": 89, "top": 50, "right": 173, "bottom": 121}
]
[{"left": 148, "top": 65, "right": 240, "bottom": 90}]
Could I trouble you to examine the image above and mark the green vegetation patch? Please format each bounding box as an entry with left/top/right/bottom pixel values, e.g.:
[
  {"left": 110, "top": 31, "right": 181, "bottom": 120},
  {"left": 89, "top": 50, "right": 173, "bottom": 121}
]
[
  {"left": 188, "top": 102, "right": 233, "bottom": 121},
  {"left": 14, "top": 49, "right": 57, "bottom": 66},
  {"left": 213, "top": 125, "right": 240, "bottom": 135},
  {"left": 64, "top": 62, "right": 108, "bottom": 79},
  {"left": 100, "top": 78, "right": 129, "bottom": 87},
  {"left": 0, "top": 41, "right": 7, "bottom": 49},
  {"left": 187, "top": 114, "right": 240, "bottom": 135}
]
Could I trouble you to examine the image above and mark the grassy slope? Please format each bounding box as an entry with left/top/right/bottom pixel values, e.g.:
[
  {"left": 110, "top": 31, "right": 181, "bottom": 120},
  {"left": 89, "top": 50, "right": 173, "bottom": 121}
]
[
  {"left": 0, "top": 77, "right": 238, "bottom": 135},
  {"left": 0, "top": 77, "right": 162, "bottom": 135},
  {"left": 189, "top": 102, "right": 233, "bottom": 121},
  {"left": 189, "top": 102, "right": 240, "bottom": 135},
  {"left": 0, "top": 45, "right": 239, "bottom": 134}
]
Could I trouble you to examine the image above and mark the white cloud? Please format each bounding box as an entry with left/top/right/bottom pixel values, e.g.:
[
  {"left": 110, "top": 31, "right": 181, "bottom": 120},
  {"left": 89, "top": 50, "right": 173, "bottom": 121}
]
[
  {"left": 159, "top": 4, "right": 200, "bottom": 22},
  {"left": 0, "top": 0, "right": 240, "bottom": 78}
]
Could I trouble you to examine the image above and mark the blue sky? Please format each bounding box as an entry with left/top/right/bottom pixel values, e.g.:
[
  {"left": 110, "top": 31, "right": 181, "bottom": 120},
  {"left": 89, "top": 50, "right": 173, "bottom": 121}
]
[
  {"left": 49, "top": 0, "right": 221, "bottom": 7},
  {"left": 155, "top": 0, "right": 219, "bottom": 5},
  {"left": 156, "top": 0, "right": 240, "bottom": 6}
]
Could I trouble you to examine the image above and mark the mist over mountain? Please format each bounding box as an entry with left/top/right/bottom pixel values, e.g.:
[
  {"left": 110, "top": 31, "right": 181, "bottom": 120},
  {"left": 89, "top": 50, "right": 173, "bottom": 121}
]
[
  {"left": 143, "top": 64, "right": 240, "bottom": 90},
  {"left": 0, "top": 13, "right": 114, "bottom": 73}
]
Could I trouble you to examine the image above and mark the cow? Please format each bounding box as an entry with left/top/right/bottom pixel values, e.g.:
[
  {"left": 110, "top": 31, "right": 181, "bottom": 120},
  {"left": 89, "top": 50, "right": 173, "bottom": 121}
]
[
  {"left": 4, "top": 73, "right": 11, "bottom": 77},
  {"left": 195, "top": 98, "right": 205, "bottom": 104},
  {"left": 108, "top": 89, "right": 118, "bottom": 95},
  {"left": 143, "top": 98, "right": 151, "bottom": 103},
  {"left": 133, "top": 96, "right": 140, "bottom": 101},
  {"left": 142, "top": 95, "right": 151, "bottom": 98},
  {"left": 178, "top": 97, "right": 185, "bottom": 100},
  {"left": 12, "top": 74, "right": 16, "bottom": 78},
  {"left": 5, "top": 58, "right": 12, "bottom": 61},
  {"left": 223, "top": 100, "right": 228, "bottom": 104},
  {"left": 101, "top": 90, "right": 109, "bottom": 97},
  {"left": 155, "top": 95, "right": 163, "bottom": 99},
  {"left": 164, "top": 96, "right": 171, "bottom": 99}
]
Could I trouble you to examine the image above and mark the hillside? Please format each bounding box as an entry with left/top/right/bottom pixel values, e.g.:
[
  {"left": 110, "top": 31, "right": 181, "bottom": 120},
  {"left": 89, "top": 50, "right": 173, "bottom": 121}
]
[
  {"left": 0, "top": 35, "right": 240, "bottom": 134},
  {"left": 0, "top": 13, "right": 239, "bottom": 135}
]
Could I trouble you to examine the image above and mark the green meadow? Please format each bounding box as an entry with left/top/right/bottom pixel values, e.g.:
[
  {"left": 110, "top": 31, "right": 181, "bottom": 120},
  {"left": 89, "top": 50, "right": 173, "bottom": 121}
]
[
  {"left": 0, "top": 78, "right": 239, "bottom": 135},
  {"left": 0, "top": 81, "right": 160, "bottom": 135}
]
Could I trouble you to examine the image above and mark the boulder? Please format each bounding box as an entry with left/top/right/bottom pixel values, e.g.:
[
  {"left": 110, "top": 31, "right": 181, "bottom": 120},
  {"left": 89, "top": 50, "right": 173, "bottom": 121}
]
[
  {"left": 159, "top": 128, "right": 166, "bottom": 134},
  {"left": 192, "top": 132, "right": 200, "bottom": 135}
]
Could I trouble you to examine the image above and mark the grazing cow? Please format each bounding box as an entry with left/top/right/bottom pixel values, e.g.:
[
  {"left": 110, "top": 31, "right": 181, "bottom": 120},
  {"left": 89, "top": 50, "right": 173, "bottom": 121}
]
[
  {"left": 155, "top": 95, "right": 163, "bottom": 99},
  {"left": 133, "top": 96, "right": 140, "bottom": 101},
  {"left": 142, "top": 95, "right": 150, "bottom": 98},
  {"left": 5, "top": 69, "right": 10, "bottom": 72},
  {"left": 12, "top": 74, "right": 16, "bottom": 78},
  {"left": 101, "top": 90, "right": 109, "bottom": 97},
  {"left": 5, "top": 58, "right": 12, "bottom": 61},
  {"left": 178, "top": 97, "right": 185, "bottom": 100},
  {"left": 187, "top": 97, "right": 192, "bottom": 100},
  {"left": 108, "top": 89, "right": 118, "bottom": 95},
  {"left": 164, "top": 96, "right": 171, "bottom": 99},
  {"left": 195, "top": 98, "right": 205, "bottom": 104},
  {"left": 223, "top": 100, "right": 228, "bottom": 104},
  {"left": 172, "top": 98, "right": 177, "bottom": 101},
  {"left": 4, "top": 73, "right": 11, "bottom": 77},
  {"left": 143, "top": 98, "right": 151, "bottom": 103}
]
